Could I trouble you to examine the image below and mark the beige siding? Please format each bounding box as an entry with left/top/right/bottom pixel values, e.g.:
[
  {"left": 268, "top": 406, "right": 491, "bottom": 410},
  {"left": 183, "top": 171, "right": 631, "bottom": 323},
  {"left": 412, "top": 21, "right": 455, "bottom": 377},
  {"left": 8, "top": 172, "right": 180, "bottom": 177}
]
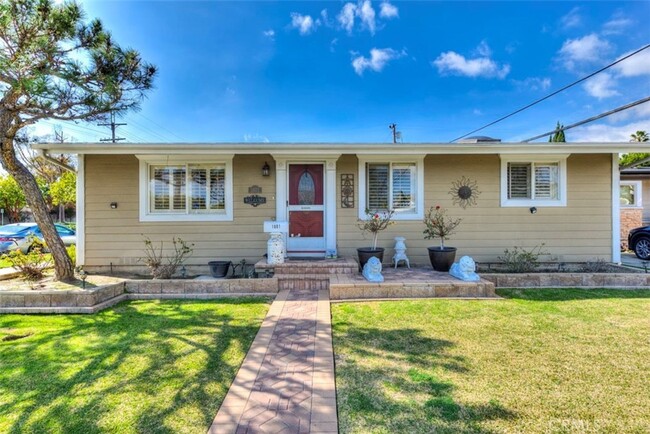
[
  {"left": 336, "top": 154, "right": 613, "bottom": 264},
  {"left": 84, "top": 154, "right": 276, "bottom": 268},
  {"left": 85, "top": 153, "right": 613, "bottom": 270}
]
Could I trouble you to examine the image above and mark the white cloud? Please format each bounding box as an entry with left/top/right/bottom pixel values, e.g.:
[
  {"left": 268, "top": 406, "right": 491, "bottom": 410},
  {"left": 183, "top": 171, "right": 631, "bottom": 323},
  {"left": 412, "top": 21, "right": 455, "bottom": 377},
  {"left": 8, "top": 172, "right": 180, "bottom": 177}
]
[
  {"left": 379, "top": 1, "right": 398, "bottom": 19},
  {"left": 243, "top": 133, "right": 270, "bottom": 143},
  {"left": 330, "top": 38, "right": 339, "bottom": 53},
  {"left": 352, "top": 48, "right": 404, "bottom": 75},
  {"left": 358, "top": 0, "right": 376, "bottom": 35},
  {"left": 570, "top": 120, "right": 650, "bottom": 142},
  {"left": 263, "top": 29, "right": 275, "bottom": 39},
  {"left": 337, "top": 3, "right": 357, "bottom": 33},
  {"left": 602, "top": 15, "right": 633, "bottom": 35},
  {"left": 512, "top": 77, "right": 552, "bottom": 91},
  {"left": 614, "top": 48, "right": 650, "bottom": 77},
  {"left": 474, "top": 40, "right": 492, "bottom": 57},
  {"left": 290, "top": 13, "right": 320, "bottom": 35},
  {"left": 583, "top": 72, "right": 619, "bottom": 99},
  {"left": 432, "top": 42, "right": 510, "bottom": 79},
  {"left": 560, "top": 7, "right": 582, "bottom": 28},
  {"left": 558, "top": 33, "right": 612, "bottom": 70},
  {"left": 473, "top": 109, "right": 483, "bottom": 116}
]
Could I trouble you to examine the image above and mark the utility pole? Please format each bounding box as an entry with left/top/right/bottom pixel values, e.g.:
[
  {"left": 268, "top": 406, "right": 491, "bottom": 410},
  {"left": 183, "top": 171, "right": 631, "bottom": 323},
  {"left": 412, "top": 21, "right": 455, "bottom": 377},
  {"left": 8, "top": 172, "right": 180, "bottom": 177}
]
[
  {"left": 388, "top": 123, "right": 402, "bottom": 143},
  {"left": 98, "top": 112, "right": 126, "bottom": 143}
]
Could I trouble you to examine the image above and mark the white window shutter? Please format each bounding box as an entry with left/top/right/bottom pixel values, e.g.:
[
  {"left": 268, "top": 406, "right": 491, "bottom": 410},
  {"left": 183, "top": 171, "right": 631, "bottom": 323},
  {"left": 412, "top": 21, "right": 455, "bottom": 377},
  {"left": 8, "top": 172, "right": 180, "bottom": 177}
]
[{"left": 508, "top": 163, "right": 531, "bottom": 199}]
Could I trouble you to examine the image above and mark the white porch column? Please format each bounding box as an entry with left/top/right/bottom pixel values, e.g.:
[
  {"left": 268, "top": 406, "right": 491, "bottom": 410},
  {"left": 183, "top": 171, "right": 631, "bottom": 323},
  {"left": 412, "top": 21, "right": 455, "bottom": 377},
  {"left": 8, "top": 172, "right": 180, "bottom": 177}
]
[
  {"left": 76, "top": 154, "right": 85, "bottom": 266},
  {"left": 612, "top": 153, "right": 621, "bottom": 264},
  {"left": 325, "top": 159, "right": 337, "bottom": 253},
  {"left": 274, "top": 158, "right": 287, "bottom": 223}
]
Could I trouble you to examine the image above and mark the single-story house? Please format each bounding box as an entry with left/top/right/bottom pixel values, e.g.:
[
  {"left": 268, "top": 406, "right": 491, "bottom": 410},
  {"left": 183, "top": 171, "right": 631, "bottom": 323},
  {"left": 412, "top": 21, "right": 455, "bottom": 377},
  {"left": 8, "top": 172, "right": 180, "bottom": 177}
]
[{"left": 32, "top": 141, "right": 650, "bottom": 274}]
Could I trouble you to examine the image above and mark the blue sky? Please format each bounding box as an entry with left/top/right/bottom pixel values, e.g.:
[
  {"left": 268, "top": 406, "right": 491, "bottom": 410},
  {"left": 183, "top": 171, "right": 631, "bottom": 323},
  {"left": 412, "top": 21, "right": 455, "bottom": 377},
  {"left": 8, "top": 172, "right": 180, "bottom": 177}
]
[{"left": 36, "top": 1, "right": 650, "bottom": 143}]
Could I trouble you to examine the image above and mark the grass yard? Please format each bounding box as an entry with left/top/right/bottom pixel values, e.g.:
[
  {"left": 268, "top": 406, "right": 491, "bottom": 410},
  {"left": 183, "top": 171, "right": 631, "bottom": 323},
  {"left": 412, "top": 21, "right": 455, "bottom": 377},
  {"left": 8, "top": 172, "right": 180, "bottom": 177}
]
[
  {"left": 332, "top": 288, "right": 650, "bottom": 433},
  {"left": 0, "top": 298, "right": 270, "bottom": 434}
]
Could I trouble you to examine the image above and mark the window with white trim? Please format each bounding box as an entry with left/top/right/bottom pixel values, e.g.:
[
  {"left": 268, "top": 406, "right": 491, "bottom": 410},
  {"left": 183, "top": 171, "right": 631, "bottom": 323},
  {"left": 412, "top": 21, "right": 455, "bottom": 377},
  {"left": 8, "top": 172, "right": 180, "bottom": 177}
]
[
  {"left": 138, "top": 156, "right": 233, "bottom": 222},
  {"left": 620, "top": 181, "right": 642, "bottom": 207},
  {"left": 500, "top": 155, "right": 567, "bottom": 207},
  {"left": 358, "top": 156, "right": 424, "bottom": 220}
]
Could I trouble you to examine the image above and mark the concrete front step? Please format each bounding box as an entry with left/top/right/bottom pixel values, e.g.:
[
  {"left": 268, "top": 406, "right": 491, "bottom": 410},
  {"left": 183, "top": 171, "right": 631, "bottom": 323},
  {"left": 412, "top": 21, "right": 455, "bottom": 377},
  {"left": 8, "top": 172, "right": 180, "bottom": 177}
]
[{"left": 255, "top": 257, "right": 358, "bottom": 275}]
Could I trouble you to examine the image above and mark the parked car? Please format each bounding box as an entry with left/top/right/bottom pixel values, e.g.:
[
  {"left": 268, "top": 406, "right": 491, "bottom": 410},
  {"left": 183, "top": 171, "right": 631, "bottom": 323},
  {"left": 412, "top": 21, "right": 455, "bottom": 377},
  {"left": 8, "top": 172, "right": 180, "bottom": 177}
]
[
  {"left": 628, "top": 226, "right": 650, "bottom": 260},
  {"left": 0, "top": 223, "right": 76, "bottom": 254}
]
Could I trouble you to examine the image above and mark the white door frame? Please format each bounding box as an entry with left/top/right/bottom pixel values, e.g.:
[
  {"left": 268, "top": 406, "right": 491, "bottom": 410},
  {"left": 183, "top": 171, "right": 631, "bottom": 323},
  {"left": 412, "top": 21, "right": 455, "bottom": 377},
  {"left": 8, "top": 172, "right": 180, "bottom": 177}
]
[{"left": 272, "top": 155, "right": 339, "bottom": 257}]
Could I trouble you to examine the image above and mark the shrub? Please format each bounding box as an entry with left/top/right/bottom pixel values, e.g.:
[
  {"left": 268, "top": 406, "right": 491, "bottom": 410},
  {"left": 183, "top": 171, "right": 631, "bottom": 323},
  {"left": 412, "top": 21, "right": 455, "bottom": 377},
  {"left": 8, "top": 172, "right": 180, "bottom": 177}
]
[
  {"left": 140, "top": 236, "right": 193, "bottom": 279},
  {"left": 1, "top": 243, "right": 52, "bottom": 281},
  {"left": 498, "top": 244, "right": 549, "bottom": 273},
  {"left": 66, "top": 244, "right": 76, "bottom": 265},
  {"left": 581, "top": 258, "right": 610, "bottom": 273}
]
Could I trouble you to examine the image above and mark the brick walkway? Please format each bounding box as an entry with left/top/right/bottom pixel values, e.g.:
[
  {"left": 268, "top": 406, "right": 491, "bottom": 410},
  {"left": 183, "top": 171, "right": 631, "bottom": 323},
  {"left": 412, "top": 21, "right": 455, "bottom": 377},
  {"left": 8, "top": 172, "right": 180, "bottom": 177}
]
[{"left": 208, "top": 286, "right": 337, "bottom": 433}]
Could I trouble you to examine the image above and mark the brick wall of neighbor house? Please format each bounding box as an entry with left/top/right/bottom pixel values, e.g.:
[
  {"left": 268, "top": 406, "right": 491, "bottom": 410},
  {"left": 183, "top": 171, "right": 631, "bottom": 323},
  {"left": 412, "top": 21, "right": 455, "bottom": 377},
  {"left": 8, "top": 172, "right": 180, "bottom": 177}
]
[
  {"left": 336, "top": 153, "right": 613, "bottom": 265},
  {"left": 83, "top": 154, "right": 276, "bottom": 271},
  {"left": 620, "top": 208, "right": 642, "bottom": 250}
]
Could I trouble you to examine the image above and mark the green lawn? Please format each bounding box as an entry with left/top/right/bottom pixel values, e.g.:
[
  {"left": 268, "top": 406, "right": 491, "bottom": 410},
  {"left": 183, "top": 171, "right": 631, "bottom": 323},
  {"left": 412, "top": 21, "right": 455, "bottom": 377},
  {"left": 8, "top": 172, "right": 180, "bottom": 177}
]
[
  {"left": 332, "top": 289, "right": 650, "bottom": 433},
  {"left": 0, "top": 298, "right": 270, "bottom": 434}
]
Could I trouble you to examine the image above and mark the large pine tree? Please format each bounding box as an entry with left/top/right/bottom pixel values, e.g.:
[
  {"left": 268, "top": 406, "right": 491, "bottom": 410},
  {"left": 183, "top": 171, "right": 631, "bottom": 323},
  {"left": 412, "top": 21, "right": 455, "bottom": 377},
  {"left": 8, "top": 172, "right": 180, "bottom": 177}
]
[{"left": 0, "top": 0, "right": 156, "bottom": 280}]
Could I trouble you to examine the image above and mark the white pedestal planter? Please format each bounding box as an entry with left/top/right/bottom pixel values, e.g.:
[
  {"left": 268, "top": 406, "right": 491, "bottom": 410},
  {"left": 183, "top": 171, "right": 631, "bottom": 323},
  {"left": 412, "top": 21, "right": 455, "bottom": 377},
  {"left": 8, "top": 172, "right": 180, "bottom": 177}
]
[
  {"left": 267, "top": 232, "right": 285, "bottom": 265},
  {"left": 392, "top": 236, "right": 410, "bottom": 269}
]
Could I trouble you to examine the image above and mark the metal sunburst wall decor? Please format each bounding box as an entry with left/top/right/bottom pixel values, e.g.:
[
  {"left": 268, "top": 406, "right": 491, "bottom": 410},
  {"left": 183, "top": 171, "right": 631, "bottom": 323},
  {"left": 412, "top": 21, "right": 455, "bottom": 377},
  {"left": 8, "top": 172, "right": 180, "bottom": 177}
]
[{"left": 449, "top": 176, "right": 481, "bottom": 209}]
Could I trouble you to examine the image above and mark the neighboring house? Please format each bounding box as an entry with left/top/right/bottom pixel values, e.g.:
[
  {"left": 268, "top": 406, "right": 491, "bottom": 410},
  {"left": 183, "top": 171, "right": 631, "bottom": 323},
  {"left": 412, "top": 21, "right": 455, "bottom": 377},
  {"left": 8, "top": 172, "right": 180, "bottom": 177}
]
[
  {"left": 32, "top": 142, "right": 649, "bottom": 273},
  {"left": 619, "top": 167, "right": 650, "bottom": 249}
]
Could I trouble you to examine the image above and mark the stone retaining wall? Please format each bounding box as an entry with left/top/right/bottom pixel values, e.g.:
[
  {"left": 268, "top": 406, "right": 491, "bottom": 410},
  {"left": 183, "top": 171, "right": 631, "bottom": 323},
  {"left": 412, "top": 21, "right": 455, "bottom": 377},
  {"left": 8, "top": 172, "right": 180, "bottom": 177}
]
[
  {"left": 330, "top": 281, "right": 496, "bottom": 300},
  {"left": 482, "top": 273, "right": 650, "bottom": 288},
  {"left": 0, "top": 278, "right": 278, "bottom": 314}
]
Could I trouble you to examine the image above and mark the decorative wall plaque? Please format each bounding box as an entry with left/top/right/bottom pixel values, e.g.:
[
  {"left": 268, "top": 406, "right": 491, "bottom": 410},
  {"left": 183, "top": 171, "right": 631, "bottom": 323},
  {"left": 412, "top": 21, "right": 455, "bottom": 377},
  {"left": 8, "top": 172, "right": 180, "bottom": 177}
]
[
  {"left": 449, "top": 176, "right": 481, "bottom": 209},
  {"left": 341, "top": 174, "right": 354, "bottom": 208},
  {"left": 244, "top": 195, "right": 267, "bottom": 207},
  {"left": 248, "top": 185, "right": 262, "bottom": 194}
]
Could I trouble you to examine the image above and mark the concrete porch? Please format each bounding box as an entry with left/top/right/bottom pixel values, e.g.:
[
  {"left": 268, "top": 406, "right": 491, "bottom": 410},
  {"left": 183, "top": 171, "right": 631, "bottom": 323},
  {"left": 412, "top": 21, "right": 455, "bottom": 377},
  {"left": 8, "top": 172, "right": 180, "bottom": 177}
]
[{"left": 255, "top": 257, "right": 497, "bottom": 300}]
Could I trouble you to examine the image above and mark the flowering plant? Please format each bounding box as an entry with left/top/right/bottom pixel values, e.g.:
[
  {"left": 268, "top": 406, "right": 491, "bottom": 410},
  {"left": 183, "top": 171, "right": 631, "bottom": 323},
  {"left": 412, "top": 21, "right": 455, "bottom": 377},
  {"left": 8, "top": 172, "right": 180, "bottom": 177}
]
[
  {"left": 423, "top": 205, "right": 462, "bottom": 248},
  {"left": 358, "top": 209, "right": 395, "bottom": 249}
]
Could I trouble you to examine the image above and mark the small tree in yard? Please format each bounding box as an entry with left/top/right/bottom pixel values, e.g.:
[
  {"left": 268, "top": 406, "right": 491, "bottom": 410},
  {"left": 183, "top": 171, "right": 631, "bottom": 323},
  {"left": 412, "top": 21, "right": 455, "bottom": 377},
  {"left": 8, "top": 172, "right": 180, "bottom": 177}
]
[
  {"left": 0, "top": 174, "right": 26, "bottom": 222},
  {"left": 0, "top": 0, "right": 156, "bottom": 280},
  {"left": 50, "top": 171, "right": 76, "bottom": 222}
]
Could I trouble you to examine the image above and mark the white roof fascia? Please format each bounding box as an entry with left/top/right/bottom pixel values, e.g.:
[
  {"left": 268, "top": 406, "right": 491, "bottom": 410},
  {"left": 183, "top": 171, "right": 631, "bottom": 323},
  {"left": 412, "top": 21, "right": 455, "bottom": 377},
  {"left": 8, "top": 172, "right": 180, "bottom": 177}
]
[{"left": 31, "top": 142, "right": 650, "bottom": 155}]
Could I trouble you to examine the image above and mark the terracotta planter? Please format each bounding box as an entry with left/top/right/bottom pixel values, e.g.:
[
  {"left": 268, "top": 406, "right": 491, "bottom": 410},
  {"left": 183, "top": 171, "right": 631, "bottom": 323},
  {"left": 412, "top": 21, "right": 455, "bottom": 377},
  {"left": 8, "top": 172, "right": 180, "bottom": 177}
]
[
  {"left": 427, "top": 247, "right": 457, "bottom": 272},
  {"left": 357, "top": 247, "right": 385, "bottom": 271}
]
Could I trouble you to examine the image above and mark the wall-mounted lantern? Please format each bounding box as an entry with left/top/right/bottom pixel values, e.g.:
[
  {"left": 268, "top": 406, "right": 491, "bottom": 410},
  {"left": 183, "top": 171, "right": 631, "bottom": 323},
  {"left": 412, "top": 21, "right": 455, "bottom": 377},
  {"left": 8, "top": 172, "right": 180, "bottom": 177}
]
[{"left": 262, "top": 162, "right": 270, "bottom": 177}]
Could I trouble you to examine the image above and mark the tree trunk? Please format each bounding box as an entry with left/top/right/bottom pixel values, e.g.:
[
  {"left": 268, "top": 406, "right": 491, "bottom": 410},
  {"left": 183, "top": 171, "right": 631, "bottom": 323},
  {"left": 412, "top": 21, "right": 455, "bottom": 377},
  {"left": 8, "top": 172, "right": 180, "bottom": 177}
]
[{"left": 1, "top": 136, "right": 74, "bottom": 281}]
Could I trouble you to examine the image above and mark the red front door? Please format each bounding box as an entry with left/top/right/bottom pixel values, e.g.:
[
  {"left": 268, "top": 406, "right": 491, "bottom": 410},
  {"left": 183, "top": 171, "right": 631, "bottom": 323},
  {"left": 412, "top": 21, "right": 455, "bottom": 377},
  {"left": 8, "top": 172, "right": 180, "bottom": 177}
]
[{"left": 287, "top": 164, "right": 325, "bottom": 255}]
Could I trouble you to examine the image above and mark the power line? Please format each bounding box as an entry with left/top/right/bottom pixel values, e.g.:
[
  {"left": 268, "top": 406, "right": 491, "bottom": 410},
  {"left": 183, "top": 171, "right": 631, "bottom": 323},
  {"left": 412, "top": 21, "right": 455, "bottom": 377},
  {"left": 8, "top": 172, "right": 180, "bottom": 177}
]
[
  {"left": 521, "top": 96, "right": 650, "bottom": 143},
  {"left": 134, "top": 112, "right": 186, "bottom": 141},
  {"left": 127, "top": 118, "right": 176, "bottom": 142},
  {"left": 450, "top": 42, "right": 650, "bottom": 143}
]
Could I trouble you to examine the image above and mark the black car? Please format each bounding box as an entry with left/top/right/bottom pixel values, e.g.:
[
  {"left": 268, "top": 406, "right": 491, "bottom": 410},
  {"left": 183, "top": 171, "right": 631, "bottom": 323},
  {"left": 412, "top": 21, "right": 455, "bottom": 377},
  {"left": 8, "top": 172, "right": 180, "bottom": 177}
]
[{"left": 628, "top": 226, "right": 650, "bottom": 259}]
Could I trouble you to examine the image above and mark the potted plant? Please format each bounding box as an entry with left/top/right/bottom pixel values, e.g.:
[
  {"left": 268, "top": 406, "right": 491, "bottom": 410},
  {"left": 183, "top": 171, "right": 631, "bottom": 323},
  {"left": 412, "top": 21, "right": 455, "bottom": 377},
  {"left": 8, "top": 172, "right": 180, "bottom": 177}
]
[
  {"left": 423, "top": 205, "right": 462, "bottom": 271},
  {"left": 357, "top": 209, "right": 395, "bottom": 270}
]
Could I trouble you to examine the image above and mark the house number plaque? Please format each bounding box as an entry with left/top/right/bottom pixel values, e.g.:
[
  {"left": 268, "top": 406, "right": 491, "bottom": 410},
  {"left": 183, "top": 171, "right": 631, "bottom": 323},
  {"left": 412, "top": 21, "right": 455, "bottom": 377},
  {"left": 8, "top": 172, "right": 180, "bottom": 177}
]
[{"left": 244, "top": 195, "right": 267, "bottom": 207}]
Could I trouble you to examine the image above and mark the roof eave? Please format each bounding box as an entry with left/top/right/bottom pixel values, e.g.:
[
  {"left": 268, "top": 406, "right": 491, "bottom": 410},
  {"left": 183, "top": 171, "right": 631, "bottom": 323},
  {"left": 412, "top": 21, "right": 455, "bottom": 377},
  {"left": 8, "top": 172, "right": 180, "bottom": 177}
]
[{"left": 30, "top": 142, "right": 650, "bottom": 155}]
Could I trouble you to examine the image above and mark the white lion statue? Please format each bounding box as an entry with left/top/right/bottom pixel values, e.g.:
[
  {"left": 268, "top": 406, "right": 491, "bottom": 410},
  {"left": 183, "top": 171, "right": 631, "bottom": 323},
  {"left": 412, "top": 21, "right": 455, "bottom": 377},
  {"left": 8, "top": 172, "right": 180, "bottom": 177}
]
[
  {"left": 449, "top": 256, "right": 480, "bottom": 282},
  {"left": 362, "top": 256, "right": 384, "bottom": 282}
]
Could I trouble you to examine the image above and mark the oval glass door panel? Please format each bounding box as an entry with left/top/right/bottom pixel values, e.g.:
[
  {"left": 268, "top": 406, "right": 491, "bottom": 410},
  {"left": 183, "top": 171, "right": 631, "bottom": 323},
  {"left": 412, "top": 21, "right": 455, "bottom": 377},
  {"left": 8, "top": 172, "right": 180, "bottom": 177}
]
[{"left": 298, "top": 172, "right": 316, "bottom": 205}]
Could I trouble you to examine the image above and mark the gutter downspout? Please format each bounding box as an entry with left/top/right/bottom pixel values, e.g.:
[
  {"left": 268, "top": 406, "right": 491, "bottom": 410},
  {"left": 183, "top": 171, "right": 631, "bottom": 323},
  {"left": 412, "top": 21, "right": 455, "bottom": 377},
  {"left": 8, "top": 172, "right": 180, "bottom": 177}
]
[{"left": 35, "top": 149, "right": 76, "bottom": 173}]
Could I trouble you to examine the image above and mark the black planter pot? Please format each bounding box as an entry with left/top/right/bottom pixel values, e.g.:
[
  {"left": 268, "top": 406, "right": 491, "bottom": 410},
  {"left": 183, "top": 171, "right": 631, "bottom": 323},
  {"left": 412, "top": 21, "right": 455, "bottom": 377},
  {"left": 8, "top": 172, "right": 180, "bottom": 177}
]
[
  {"left": 427, "top": 247, "right": 457, "bottom": 272},
  {"left": 357, "top": 247, "right": 385, "bottom": 271},
  {"left": 208, "top": 261, "right": 232, "bottom": 278}
]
